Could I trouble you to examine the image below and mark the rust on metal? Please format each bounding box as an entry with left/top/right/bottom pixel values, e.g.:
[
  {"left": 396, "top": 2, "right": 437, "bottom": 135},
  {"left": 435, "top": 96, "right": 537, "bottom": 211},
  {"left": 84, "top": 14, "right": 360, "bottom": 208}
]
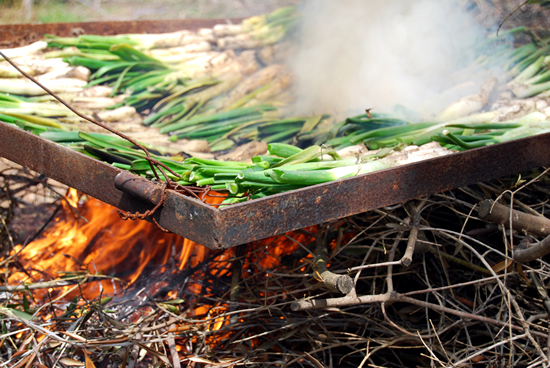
[
  {"left": 0, "top": 122, "right": 220, "bottom": 247},
  {"left": 114, "top": 171, "right": 162, "bottom": 205},
  {"left": 0, "top": 18, "right": 240, "bottom": 47},
  {"left": 212, "top": 131, "right": 550, "bottom": 246},
  {"left": 2, "top": 121, "right": 550, "bottom": 249}
]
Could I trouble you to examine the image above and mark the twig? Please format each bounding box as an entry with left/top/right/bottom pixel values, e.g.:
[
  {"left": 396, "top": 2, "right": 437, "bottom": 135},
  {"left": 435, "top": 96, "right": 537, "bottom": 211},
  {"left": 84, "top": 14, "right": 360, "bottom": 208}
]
[
  {"left": 167, "top": 323, "right": 181, "bottom": 368},
  {"left": 478, "top": 199, "right": 550, "bottom": 237},
  {"left": 313, "top": 225, "right": 354, "bottom": 295},
  {"left": 127, "top": 332, "right": 143, "bottom": 368},
  {"left": 291, "top": 289, "right": 392, "bottom": 311},
  {"left": 290, "top": 289, "right": 530, "bottom": 333},
  {"left": 423, "top": 242, "right": 492, "bottom": 275},
  {"left": 430, "top": 227, "right": 548, "bottom": 361},
  {"left": 514, "top": 235, "right": 550, "bottom": 263},
  {"left": 230, "top": 244, "right": 245, "bottom": 325},
  {"left": 401, "top": 199, "right": 428, "bottom": 267},
  {"left": 454, "top": 333, "right": 528, "bottom": 366},
  {"left": 111, "top": 347, "right": 129, "bottom": 365},
  {"left": 0, "top": 276, "right": 106, "bottom": 292}
]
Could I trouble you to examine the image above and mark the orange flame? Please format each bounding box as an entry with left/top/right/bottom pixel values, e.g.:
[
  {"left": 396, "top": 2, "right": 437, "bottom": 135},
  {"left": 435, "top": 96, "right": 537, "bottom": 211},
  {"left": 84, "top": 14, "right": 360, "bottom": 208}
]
[
  {"left": 5, "top": 186, "right": 324, "bottom": 354},
  {"left": 8, "top": 189, "right": 224, "bottom": 299}
]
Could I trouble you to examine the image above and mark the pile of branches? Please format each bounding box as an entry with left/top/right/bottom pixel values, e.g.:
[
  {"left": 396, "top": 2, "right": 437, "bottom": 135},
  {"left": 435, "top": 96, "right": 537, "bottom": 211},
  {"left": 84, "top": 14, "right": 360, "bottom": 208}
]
[{"left": 1, "top": 160, "right": 550, "bottom": 367}]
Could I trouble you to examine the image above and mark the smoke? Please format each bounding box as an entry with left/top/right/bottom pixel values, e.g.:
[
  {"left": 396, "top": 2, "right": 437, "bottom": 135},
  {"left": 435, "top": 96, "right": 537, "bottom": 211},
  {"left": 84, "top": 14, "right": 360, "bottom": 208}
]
[{"left": 290, "top": 0, "right": 493, "bottom": 119}]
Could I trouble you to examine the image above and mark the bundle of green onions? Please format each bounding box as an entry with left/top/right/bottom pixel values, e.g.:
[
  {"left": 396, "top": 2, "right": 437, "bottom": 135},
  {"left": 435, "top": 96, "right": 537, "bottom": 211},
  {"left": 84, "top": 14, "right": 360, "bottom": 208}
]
[
  {"left": 2, "top": 40, "right": 326, "bottom": 153},
  {"left": 326, "top": 111, "right": 550, "bottom": 151},
  {"left": 157, "top": 105, "right": 330, "bottom": 152},
  {"left": 178, "top": 109, "right": 550, "bottom": 204},
  {"left": 0, "top": 93, "right": 77, "bottom": 118},
  {"left": 59, "top": 44, "right": 173, "bottom": 103},
  {"left": 178, "top": 142, "right": 452, "bottom": 207},
  {"left": 45, "top": 34, "right": 310, "bottom": 152},
  {"left": 473, "top": 28, "right": 550, "bottom": 99},
  {"left": 5, "top": 15, "right": 550, "bottom": 204},
  {"left": 213, "top": 6, "right": 297, "bottom": 49},
  {"left": 0, "top": 111, "right": 183, "bottom": 165},
  {"left": 43, "top": 6, "right": 297, "bottom": 52},
  {"left": 507, "top": 50, "right": 550, "bottom": 99}
]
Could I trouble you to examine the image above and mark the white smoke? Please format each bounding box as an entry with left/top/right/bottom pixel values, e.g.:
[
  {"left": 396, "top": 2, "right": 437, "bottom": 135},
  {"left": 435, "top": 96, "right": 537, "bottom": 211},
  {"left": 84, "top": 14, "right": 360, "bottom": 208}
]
[{"left": 290, "top": 0, "right": 494, "bottom": 119}]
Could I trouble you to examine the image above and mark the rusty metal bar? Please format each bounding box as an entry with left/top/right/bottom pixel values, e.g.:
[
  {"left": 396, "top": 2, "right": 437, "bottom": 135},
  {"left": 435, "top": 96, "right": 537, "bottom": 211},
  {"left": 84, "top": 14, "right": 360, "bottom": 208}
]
[
  {"left": 114, "top": 171, "right": 162, "bottom": 205},
  {"left": 0, "top": 122, "right": 222, "bottom": 247},
  {"left": 214, "top": 132, "right": 550, "bottom": 246},
  {"left": 0, "top": 18, "right": 239, "bottom": 47},
  {"left": 2, "top": 121, "right": 550, "bottom": 248}
]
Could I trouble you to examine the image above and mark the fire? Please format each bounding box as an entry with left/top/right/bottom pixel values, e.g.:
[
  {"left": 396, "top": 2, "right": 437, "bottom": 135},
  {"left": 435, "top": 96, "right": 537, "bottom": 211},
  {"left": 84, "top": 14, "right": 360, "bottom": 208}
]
[
  {"left": 7, "top": 188, "right": 224, "bottom": 300},
  {"left": 1, "top": 186, "right": 332, "bottom": 364},
  {"left": 4, "top": 185, "right": 310, "bottom": 307},
  {"left": 3, "top": 185, "right": 325, "bottom": 357}
]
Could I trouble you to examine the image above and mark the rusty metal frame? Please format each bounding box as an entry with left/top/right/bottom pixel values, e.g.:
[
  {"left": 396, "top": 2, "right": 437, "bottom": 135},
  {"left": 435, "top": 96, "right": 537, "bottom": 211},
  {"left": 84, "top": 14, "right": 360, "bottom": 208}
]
[
  {"left": 2, "top": 19, "right": 550, "bottom": 248},
  {"left": 3, "top": 121, "right": 550, "bottom": 249}
]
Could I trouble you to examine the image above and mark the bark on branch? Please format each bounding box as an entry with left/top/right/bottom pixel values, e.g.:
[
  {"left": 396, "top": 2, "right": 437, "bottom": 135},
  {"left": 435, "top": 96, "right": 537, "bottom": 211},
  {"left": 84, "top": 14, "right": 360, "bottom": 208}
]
[
  {"left": 400, "top": 199, "right": 427, "bottom": 267},
  {"left": 514, "top": 235, "right": 550, "bottom": 263},
  {"left": 478, "top": 199, "right": 550, "bottom": 237},
  {"left": 313, "top": 226, "right": 354, "bottom": 295}
]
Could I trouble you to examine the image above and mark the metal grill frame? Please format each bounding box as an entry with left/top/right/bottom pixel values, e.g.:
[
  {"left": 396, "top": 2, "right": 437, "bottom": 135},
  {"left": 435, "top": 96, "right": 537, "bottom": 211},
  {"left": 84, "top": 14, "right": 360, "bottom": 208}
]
[{"left": 1, "top": 20, "right": 550, "bottom": 248}]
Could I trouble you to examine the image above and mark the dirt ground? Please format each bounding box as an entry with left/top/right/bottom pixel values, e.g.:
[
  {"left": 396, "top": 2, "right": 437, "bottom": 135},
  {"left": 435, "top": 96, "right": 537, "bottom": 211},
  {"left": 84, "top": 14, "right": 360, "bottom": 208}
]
[{"left": 0, "top": 0, "right": 301, "bottom": 24}]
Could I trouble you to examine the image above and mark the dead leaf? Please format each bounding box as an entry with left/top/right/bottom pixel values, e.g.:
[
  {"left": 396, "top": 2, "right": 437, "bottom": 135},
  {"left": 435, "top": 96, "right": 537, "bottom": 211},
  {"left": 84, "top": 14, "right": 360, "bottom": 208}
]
[
  {"left": 86, "top": 337, "right": 128, "bottom": 345},
  {"left": 12, "top": 353, "right": 32, "bottom": 368},
  {"left": 492, "top": 258, "right": 514, "bottom": 273},
  {"left": 12, "top": 349, "right": 28, "bottom": 359},
  {"left": 304, "top": 352, "right": 325, "bottom": 368},
  {"left": 23, "top": 352, "right": 36, "bottom": 368},
  {"left": 84, "top": 352, "right": 96, "bottom": 368},
  {"left": 132, "top": 341, "right": 171, "bottom": 365},
  {"left": 188, "top": 356, "right": 216, "bottom": 364},
  {"left": 59, "top": 358, "right": 85, "bottom": 366},
  {"left": 471, "top": 354, "right": 486, "bottom": 363},
  {"left": 60, "top": 331, "right": 86, "bottom": 342},
  {"left": 167, "top": 325, "right": 193, "bottom": 333}
]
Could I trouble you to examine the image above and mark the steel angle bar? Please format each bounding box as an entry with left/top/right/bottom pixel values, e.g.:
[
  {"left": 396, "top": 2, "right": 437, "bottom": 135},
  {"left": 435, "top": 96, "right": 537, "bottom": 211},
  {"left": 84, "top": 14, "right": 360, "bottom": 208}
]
[
  {"left": 215, "top": 132, "right": 550, "bottom": 246},
  {"left": 0, "top": 122, "right": 221, "bottom": 247}
]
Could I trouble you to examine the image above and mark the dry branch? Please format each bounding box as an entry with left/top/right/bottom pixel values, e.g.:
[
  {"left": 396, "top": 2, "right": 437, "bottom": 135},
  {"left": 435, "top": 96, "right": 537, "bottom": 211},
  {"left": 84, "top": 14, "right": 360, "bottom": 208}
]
[
  {"left": 514, "top": 234, "right": 550, "bottom": 263},
  {"left": 478, "top": 199, "right": 550, "bottom": 237},
  {"left": 0, "top": 276, "right": 105, "bottom": 292},
  {"left": 400, "top": 199, "right": 428, "bottom": 267},
  {"left": 291, "top": 289, "right": 529, "bottom": 333},
  {"left": 313, "top": 225, "right": 354, "bottom": 295},
  {"left": 2, "top": 149, "right": 550, "bottom": 366}
]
